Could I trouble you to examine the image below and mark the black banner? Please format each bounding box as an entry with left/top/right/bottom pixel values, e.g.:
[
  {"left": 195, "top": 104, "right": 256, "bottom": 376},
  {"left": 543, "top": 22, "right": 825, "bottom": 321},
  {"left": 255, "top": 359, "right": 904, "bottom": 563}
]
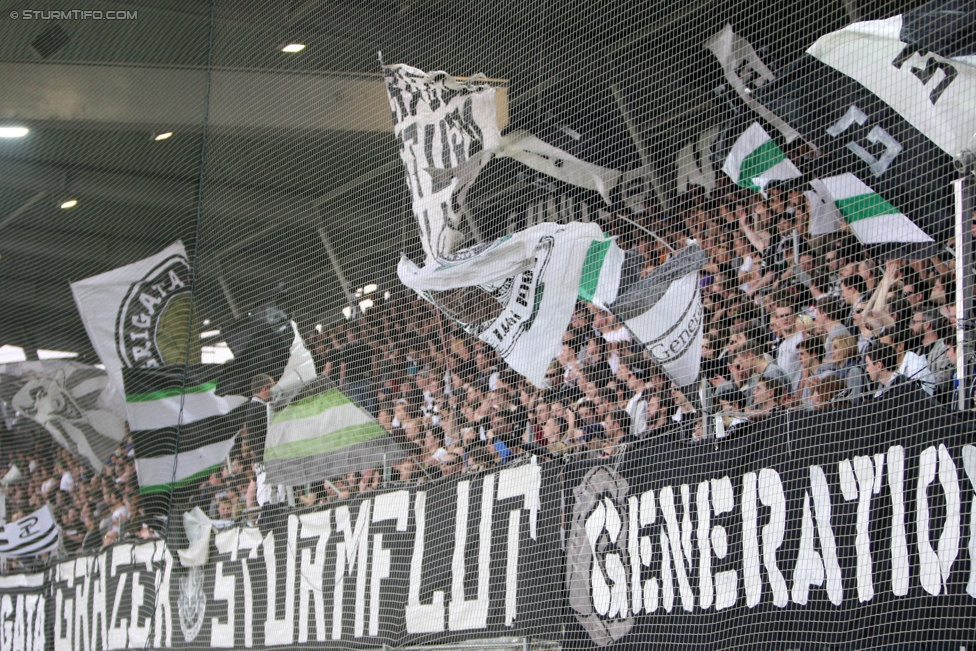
[
  {"left": 11, "top": 457, "right": 563, "bottom": 651},
  {"left": 562, "top": 394, "right": 976, "bottom": 650},
  {"left": 6, "top": 397, "right": 976, "bottom": 650}
]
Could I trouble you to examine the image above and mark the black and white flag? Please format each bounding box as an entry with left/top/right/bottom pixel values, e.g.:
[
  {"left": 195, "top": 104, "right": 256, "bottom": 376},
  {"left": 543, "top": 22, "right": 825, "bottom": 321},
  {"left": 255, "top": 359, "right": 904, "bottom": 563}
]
[
  {"left": 0, "top": 361, "right": 126, "bottom": 471},
  {"left": 754, "top": 0, "right": 975, "bottom": 253},
  {"left": 384, "top": 65, "right": 503, "bottom": 262},
  {"left": 0, "top": 505, "right": 59, "bottom": 558}
]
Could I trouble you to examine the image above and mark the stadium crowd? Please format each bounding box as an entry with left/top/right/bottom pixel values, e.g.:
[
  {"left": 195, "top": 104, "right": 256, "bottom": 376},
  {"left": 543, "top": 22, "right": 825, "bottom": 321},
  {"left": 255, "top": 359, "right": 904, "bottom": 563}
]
[{"left": 3, "top": 179, "right": 974, "bottom": 564}]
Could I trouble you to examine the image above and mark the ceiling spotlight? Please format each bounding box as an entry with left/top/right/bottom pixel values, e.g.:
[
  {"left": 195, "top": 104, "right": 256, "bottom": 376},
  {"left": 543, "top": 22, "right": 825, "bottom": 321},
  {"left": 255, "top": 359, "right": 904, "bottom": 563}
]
[
  {"left": 154, "top": 132, "right": 173, "bottom": 141},
  {"left": 281, "top": 43, "right": 306, "bottom": 53},
  {"left": 60, "top": 199, "right": 78, "bottom": 209},
  {"left": 0, "top": 126, "right": 29, "bottom": 138}
]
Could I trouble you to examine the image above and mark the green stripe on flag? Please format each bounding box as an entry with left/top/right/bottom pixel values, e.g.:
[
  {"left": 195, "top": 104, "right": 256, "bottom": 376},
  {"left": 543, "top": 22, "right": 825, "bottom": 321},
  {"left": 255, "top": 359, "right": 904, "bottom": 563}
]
[
  {"left": 579, "top": 239, "right": 611, "bottom": 302},
  {"left": 126, "top": 381, "right": 218, "bottom": 403},
  {"left": 264, "top": 422, "right": 387, "bottom": 460},
  {"left": 738, "top": 140, "right": 786, "bottom": 188},
  {"left": 138, "top": 464, "right": 221, "bottom": 495},
  {"left": 834, "top": 192, "right": 900, "bottom": 224},
  {"left": 271, "top": 389, "right": 355, "bottom": 423}
]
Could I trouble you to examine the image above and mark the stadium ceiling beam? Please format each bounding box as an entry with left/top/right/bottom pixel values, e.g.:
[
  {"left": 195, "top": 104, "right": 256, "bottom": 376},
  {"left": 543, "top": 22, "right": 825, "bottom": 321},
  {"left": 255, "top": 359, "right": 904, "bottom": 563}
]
[
  {"left": 0, "top": 157, "right": 312, "bottom": 232},
  {"left": 0, "top": 61, "right": 507, "bottom": 135},
  {"left": 0, "top": 230, "right": 170, "bottom": 266}
]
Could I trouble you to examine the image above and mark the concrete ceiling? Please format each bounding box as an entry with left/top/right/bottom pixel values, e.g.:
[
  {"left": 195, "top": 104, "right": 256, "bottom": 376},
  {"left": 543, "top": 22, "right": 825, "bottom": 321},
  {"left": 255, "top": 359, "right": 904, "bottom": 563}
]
[{"left": 0, "top": 0, "right": 926, "bottom": 360}]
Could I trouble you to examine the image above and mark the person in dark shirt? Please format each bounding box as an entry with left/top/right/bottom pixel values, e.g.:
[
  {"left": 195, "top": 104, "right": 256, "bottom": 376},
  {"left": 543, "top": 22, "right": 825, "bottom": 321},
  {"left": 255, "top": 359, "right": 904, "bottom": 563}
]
[
  {"left": 340, "top": 326, "right": 377, "bottom": 415},
  {"left": 244, "top": 373, "right": 273, "bottom": 464}
]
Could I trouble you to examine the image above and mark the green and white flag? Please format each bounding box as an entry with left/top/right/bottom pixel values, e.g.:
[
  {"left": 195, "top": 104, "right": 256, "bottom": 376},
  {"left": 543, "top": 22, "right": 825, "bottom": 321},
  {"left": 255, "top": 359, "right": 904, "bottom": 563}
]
[
  {"left": 125, "top": 321, "right": 310, "bottom": 497},
  {"left": 722, "top": 122, "right": 801, "bottom": 194},
  {"left": 399, "top": 221, "right": 606, "bottom": 388},
  {"left": 264, "top": 378, "right": 405, "bottom": 485},
  {"left": 812, "top": 173, "right": 934, "bottom": 245},
  {"left": 578, "top": 238, "right": 627, "bottom": 309}
]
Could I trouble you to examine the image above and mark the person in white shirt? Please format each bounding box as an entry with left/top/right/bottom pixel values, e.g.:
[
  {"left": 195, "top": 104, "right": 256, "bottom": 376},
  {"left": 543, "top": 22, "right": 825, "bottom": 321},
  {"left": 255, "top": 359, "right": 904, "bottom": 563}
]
[
  {"left": 56, "top": 461, "right": 74, "bottom": 492},
  {"left": 621, "top": 367, "right": 647, "bottom": 438},
  {"left": 879, "top": 326, "right": 935, "bottom": 395},
  {"left": 768, "top": 299, "right": 803, "bottom": 393}
]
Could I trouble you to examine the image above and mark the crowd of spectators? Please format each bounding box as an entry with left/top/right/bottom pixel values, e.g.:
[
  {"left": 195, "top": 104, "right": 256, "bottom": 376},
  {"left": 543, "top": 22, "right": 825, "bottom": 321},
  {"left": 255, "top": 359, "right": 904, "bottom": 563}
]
[{"left": 3, "top": 178, "right": 974, "bottom": 564}]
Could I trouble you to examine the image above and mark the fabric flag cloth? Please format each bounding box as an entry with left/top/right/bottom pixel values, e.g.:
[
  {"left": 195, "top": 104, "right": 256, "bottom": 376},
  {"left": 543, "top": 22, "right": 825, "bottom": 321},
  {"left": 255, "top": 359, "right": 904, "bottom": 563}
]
[
  {"left": 264, "top": 377, "right": 405, "bottom": 486},
  {"left": 71, "top": 241, "right": 195, "bottom": 397},
  {"left": 722, "top": 122, "right": 802, "bottom": 194},
  {"left": 126, "top": 321, "right": 305, "bottom": 497},
  {"left": 705, "top": 24, "right": 803, "bottom": 144},
  {"left": 399, "top": 221, "right": 607, "bottom": 388},
  {"left": 0, "top": 361, "right": 126, "bottom": 471},
  {"left": 0, "top": 505, "right": 59, "bottom": 558},
  {"left": 809, "top": 174, "right": 934, "bottom": 244},
  {"left": 605, "top": 243, "right": 707, "bottom": 387},
  {"left": 754, "top": 0, "right": 975, "bottom": 253},
  {"left": 439, "top": 130, "right": 621, "bottom": 228},
  {"left": 384, "top": 64, "right": 503, "bottom": 263},
  {"left": 804, "top": 186, "right": 843, "bottom": 236}
]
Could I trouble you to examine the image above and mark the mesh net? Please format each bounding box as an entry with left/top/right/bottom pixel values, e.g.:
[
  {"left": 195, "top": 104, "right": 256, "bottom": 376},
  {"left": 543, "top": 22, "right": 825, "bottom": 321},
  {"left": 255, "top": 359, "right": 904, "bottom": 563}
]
[{"left": 1, "top": 0, "right": 975, "bottom": 649}]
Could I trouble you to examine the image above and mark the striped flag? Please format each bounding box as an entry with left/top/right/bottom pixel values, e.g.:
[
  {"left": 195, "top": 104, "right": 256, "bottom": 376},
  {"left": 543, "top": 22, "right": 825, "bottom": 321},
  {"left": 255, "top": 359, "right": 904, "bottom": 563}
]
[
  {"left": 128, "top": 401, "right": 243, "bottom": 496},
  {"left": 264, "top": 377, "right": 405, "bottom": 485},
  {"left": 722, "top": 122, "right": 801, "bottom": 193},
  {"left": 578, "top": 239, "right": 644, "bottom": 309},
  {"left": 125, "top": 322, "right": 307, "bottom": 497},
  {"left": 0, "top": 505, "right": 59, "bottom": 558},
  {"left": 812, "top": 174, "right": 934, "bottom": 245}
]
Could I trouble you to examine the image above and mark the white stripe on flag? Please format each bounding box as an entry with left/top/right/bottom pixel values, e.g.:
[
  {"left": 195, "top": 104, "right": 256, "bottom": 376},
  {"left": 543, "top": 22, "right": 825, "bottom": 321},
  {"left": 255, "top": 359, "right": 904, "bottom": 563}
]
[
  {"left": 819, "top": 173, "right": 933, "bottom": 244},
  {"left": 268, "top": 401, "right": 374, "bottom": 448},
  {"left": 126, "top": 391, "right": 248, "bottom": 432},
  {"left": 592, "top": 242, "right": 626, "bottom": 308},
  {"left": 135, "top": 437, "right": 237, "bottom": 490}
]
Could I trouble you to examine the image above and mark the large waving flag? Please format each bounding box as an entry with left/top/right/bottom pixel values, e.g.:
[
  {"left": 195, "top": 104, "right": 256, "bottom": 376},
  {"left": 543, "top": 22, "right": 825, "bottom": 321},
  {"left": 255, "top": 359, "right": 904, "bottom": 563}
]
[
  {"left": 126, "top": 322, "right": 309, "bottom": 500},
  {"left": 753, "top": 0, "right": 976, "bottom": 253},
  {"left": 399, "top": 221, "right": 606, "bottom": 387},
  {"left": 384, "top": 64, "right": 503, "bottom": 262},
  {"left": 264, "top": 377, "right": 405, "bottom": 486},
  {"left": 0, "top": 361, "right": 125, "bottom": 470},
  {"left": 71, "top": 241, "right": 197, "bottom": 395}
]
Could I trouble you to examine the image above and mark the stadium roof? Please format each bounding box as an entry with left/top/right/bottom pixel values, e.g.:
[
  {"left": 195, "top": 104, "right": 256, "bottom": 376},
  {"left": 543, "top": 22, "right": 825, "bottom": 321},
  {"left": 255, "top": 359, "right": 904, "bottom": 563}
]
[{"left": 0, "top": 0, "right": 923, "bottom": 360}]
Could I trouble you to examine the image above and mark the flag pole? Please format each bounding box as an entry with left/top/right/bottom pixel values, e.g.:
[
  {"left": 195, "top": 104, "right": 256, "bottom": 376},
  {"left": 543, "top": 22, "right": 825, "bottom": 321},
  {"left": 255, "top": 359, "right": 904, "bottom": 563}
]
[
  {"left": 614, "top": 213, "right": 675, "bottom": 253},
  {"left": 953, "top": 163, "right": 975, "bottom": 410}
]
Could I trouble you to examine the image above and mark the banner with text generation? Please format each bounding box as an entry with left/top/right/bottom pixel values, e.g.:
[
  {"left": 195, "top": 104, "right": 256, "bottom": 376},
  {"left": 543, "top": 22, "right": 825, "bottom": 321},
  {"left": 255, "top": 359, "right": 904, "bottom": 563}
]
[
  {"left": 5, "top": 401, "right": 976, "bottom": 650},
  {"left": 561, "top": 397, "right": 976, "bottom": 650}
]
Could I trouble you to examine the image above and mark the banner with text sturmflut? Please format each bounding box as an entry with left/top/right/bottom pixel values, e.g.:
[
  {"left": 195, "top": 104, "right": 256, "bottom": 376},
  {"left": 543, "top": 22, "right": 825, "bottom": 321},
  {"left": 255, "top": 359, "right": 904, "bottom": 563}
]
[{"left": 5, "top": 398, "right": 976, "bottom": 650}]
